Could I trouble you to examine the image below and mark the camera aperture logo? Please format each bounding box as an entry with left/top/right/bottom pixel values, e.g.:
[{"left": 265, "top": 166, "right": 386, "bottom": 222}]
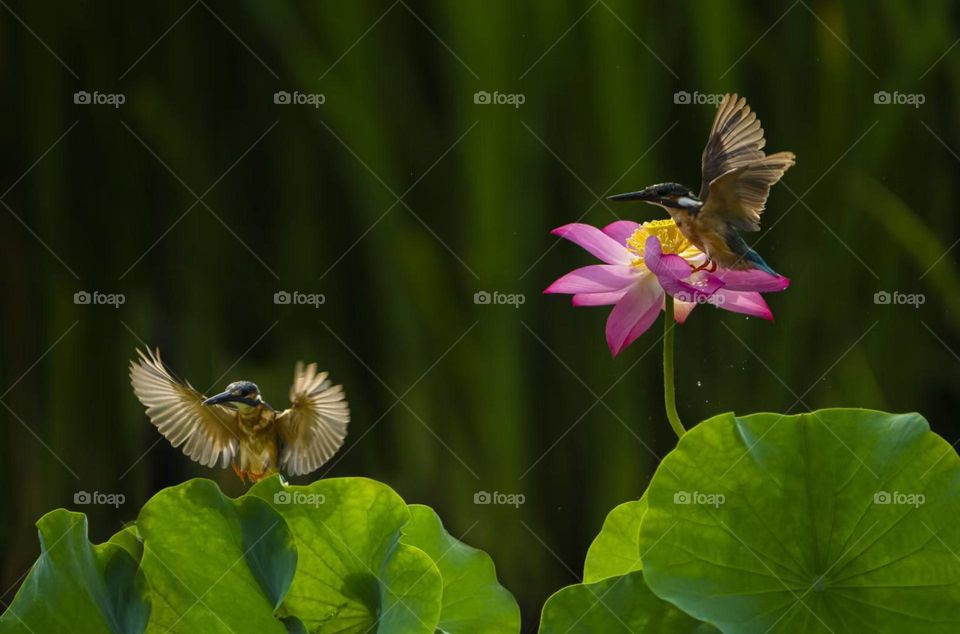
[
  {"left": 674, "top": 91, "right": 723, "bottom": 106},
  {"left": 273, "top": 490, "right": 325, "bottom": 507},
  {"left": 74, "top": 290, "right": 125, "bottom": 308},
  {"left": 474, "top": 490, "right": 525, "bottom": 508},
  {"left": 474, "top": 290, "right": 525, "bottom": 308},
  {"left": 274, "top": 90, "right": 326, "bottom": 108},
  {"left": 74, "top": 490, "right": 125, "bottom": 508},
  {"left": 873, "top": 290, "right": 924, "bottom": 308},
  {"left": 74, "top": 90, "right": 126, "bottom": 108},
  {"left": 673, "top": 490, "right": 725, "bottom": 508},
  {"left": 873, "top": 91, "right": 925, "bottom": 108},
  {"left": 874, "top": 490, "right": 924, "bottom": 508},
  {"left": 474, "top": 90, "right": 525, "bottom": 109},
  {"left": 274, "top": 290, "right": 326, "bottom": 308}
]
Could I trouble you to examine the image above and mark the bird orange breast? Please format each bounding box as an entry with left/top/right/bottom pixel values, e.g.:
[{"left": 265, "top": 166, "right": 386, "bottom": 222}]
[
  {"left": 238, "top": 429, "right": 279, "bottom": 479},
  {"left": 671, "top": 210, "right": 704, "bottom": 251}
]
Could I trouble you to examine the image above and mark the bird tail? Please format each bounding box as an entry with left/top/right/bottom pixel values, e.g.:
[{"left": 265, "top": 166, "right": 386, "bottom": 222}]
[{"left": 744, "top": 248, "right": 779, "bottom": 276}]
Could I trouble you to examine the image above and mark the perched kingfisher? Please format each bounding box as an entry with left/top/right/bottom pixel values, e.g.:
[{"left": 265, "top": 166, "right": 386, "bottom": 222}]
[
  {"left": 609, "top": 93, "right": 794, "bottom": 275},
  {"left": 130, "top": 348, "right": 350, "bottom": 483}
]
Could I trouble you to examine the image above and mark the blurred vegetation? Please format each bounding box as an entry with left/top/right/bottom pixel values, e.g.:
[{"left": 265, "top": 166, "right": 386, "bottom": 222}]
[{"left": 1, "top": 1, "right": 959, "bottom": 629}]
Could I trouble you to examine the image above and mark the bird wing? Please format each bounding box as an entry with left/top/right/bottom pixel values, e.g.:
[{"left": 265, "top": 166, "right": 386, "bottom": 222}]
[
  {"left": 699, "top": 93, "right": 794, "bottom": 231},
  {"left": 129, "top": 348, "right": 239, "bottom": 468},
  {"left": 699, "top": 93, "right": 767, "bottom": 201},
  {"left": 700, "top": 152, "right": 795, "bottom": 232},
  {"left": 276, "top": 362, "right": 350, "bottom": 476}
]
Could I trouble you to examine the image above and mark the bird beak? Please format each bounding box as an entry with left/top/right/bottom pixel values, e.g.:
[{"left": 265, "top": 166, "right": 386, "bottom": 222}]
[
  {"left": 202, "top": 391, "right": 237, "bottom": 406},
  {"left": 608, "top": 189, "right": 655, "bottom": 203}
]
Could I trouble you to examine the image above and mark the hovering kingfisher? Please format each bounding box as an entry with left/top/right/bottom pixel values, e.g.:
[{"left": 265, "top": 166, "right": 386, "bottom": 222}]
[
  {"left": 609, "top": 93, "right": 794, "bottom": 275},
  {"left": 130, "top": 348, "right": 350, "bottom": 483}
]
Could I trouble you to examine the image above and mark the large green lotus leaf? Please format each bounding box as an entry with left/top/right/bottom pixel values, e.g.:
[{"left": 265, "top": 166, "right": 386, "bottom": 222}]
[
  {"left": 583, "top": 496, "right": 647, "bottom": 583},
  {"left": 0, "top": 510, "right": 149, "bottom": 634},
  {"left": 250, "top": 476, "right": 443, "bottom": 633},
  {"left": 641, "top": 409, "right": 960, "bottom": 633},
  {"left": 137, "top": 479, "right": 297, "bottom": 633},
  {"left": 538, "top": 571, "right": 718, "bottom": 633},
  {"left": 400, "top": 504, "right": 520, "bottom": 633}
]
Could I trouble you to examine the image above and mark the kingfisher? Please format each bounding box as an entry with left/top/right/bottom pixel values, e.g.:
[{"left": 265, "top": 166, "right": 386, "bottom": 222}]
[
  {"left": 129, "top": 348, "right": 350, "bottom": 483},
  {"left": 609, "top": 93, "right": 794, "bottom": 275}
]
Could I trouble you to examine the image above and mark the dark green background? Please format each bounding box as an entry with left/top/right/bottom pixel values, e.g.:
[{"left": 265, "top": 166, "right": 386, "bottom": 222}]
[{"left": 2, "top": 1, "right": 958, "bottom": 628}]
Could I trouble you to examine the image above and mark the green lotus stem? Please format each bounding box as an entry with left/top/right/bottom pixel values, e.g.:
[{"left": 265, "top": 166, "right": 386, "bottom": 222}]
[{"left": 663, "top": 295, "right": 686, "bottom": 439}]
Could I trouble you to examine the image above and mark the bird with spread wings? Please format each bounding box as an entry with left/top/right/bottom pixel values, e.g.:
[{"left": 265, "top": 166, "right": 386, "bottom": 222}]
[
  {"left": 129, "top": 348, "right": 350, "bottom": 482},
  {"left": 610, "top": 93, "right": 795, "bottom": 275}
]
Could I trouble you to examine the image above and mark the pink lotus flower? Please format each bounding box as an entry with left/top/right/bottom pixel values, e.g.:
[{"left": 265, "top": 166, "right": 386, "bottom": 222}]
[{"left": 545, "top": 219, "right": 789, "bottom": 356}]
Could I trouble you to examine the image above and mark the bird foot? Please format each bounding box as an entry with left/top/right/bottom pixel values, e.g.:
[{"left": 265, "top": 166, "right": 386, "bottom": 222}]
[
  {"left": 691, "top": 260, "right": 717, "bottom": 273},
  {"left": 247, "top": 470, "right": 267, "bottom": 483},
  {"left": 231, "top": 463, "right": 247, "bottom": 483}
]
